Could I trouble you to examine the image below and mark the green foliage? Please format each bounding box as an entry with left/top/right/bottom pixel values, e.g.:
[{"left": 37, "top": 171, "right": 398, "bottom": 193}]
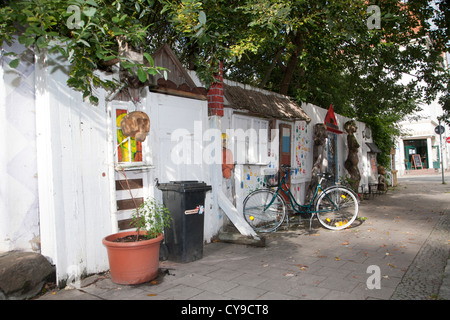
[
  {"left": 132, "top": 197, "right": 172, "bottom": 240},
  {"left": 0, "top": 0, "right": 167, "bottom": 104},
  {"left": 219, "top": 0, "right": 449, "bottom": 168},
  {"left": 339, "top": 174, "right": 359, "bottom": 193},
  {"left": 1, "top": 0, "right": 448, "bottom": 163}
]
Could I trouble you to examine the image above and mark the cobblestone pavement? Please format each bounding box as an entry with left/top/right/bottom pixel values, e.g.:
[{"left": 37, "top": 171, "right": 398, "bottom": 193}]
[
  {"left": 36, "top": 176, "right": 450, "bottom": 301},
  {"left": 391, "top": 195, "right": 450, "bottom": 299}
]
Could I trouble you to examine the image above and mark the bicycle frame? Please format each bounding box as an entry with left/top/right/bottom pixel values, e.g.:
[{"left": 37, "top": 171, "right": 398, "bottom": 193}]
[
  {"left": 244, "top": 167, "right": 358, "bottom": 232},
  {"left": 268, "top": 170, "right": 332, "bottom": 215}
]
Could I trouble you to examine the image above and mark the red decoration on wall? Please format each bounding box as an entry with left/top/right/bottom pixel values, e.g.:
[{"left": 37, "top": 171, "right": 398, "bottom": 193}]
[{"left": 324, "top": 104, "right": 343, "bottom": 134}]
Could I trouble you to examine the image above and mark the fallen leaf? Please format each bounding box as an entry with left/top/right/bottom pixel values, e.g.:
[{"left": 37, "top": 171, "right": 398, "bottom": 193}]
[
  {"left": 335, "top": 257, "right": 340, "bottom": 261},
  {"left": 150, "top": 280, "right": 159, "bottom": 285},
  {"left": 341, "top": 241, "right": 349, "bottom": 246},
  {"left": 387, "top": 263, "right": 396, "bottom": 268},
  {"left": 147, "top": 293, "right": 157, "bottom": 297}
]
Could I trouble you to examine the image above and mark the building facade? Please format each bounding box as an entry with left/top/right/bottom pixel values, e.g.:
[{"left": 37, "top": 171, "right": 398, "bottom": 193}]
[{"left": 394, "top": 99, "right": 449, "bottom": 176}]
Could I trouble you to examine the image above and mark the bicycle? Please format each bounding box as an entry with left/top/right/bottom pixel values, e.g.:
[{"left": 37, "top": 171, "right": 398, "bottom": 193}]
[{"left": 243, "top": 165, "right": 359, "bottom": 233}]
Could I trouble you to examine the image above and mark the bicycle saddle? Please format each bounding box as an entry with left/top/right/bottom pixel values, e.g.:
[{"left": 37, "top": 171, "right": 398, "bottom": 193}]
[{"left": 316, "top": 172, "right": 334, "bottom": 180}]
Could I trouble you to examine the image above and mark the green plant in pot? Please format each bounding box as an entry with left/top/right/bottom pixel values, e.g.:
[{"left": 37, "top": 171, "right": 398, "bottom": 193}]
[{"left": 102, "top": 197, "right": 172, "bottom": 285}]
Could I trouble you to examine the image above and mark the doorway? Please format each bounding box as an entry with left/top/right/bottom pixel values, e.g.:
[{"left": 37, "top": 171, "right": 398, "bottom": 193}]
[
  {"left": 403, "top": 139, "right": 428, "bottom": 169},
  {"left": 279, "top": 123, "right": 291, "bottom": 197}
]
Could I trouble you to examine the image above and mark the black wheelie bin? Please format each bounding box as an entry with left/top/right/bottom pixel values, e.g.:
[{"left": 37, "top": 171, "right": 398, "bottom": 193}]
[{"left": 157, "top": 181, "right": 212, "bottom": 263}]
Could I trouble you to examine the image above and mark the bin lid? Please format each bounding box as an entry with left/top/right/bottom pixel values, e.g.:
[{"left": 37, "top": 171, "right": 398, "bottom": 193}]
[{"left": 157, "top": 181, "right": 212, "bottom": 192}]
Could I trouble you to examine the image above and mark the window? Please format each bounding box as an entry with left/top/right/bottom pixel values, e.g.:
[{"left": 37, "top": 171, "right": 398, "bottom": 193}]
[
  {"left": 116, "top": 109, "right": 143, "bottom": 163},
  {"left": 231, "top": 115, "right": 269, "bottom": 164}
]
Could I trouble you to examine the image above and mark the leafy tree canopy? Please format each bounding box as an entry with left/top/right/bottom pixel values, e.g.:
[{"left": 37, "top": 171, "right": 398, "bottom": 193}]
[{"left": 1, "top": 0, "right": 449, "bottom": 166}]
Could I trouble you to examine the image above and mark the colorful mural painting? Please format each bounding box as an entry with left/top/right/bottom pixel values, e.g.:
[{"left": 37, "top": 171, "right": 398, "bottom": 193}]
[
  {"left": 116, "top": 109, "right": 143, "bottom": 162},
  {"left": 267, "top": 146, "right": 278, "bottom": 170},
  {"left": 241, "top": 165, "right": 264, "bottom": 193},
  {"left": 238, "top": 121, "right": 313, "bottom": 203},
  {"left": 292, "top": 121, "right": 312, "bottom": 182}
]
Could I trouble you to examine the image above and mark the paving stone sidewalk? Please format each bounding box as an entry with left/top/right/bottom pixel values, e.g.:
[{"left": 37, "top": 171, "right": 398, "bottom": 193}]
[
  {"left": 391, "top": 200, "right": 450, "bottom": 299},
  {"left": 36, "top": 177, "right": 450, "bottom": 301}
]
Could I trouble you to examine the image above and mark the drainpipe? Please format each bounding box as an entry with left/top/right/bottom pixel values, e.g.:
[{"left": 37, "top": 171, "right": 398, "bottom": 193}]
[{"left": 438, "top": 118, "right": 445, "bottom": 184}]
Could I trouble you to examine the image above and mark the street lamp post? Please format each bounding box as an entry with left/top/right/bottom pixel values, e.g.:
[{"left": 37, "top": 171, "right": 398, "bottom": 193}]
[
  {"left": 438, "top": 119, "right": 445, "bottom": 184},
  {"left": 436, "top": 112, "right": 448, "bottom": 185}
]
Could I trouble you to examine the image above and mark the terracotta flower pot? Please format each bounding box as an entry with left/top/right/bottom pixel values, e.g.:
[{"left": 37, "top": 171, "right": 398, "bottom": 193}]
[{"left": 102, "top": 231, "right": 163, "bottom": 285}]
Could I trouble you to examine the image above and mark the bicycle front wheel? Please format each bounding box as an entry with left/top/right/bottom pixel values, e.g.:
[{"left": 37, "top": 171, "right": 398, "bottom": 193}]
[
  {"left": 243, "top": 189, "right": 286, "bottom": 233},
  {"left": 315, "top": 187, "right": 358, "bottom": 230}
]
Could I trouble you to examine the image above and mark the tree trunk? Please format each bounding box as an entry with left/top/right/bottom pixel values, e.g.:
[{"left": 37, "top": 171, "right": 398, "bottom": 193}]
[
  {"left": 259, "top": 47, "right": 283, "bottom": 88},
  {"left": 280, "top": 32, "right": 304, "bottom": 96}
]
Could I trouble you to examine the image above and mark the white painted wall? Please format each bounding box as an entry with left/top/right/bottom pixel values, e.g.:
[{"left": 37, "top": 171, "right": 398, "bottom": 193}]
[
  {"left": 35, "top": 52, "right": 113, "bottom": 284},
  {"left": 149, "top": 93, "right": 209, "bottom": 183},
  {"left": 1, "top": 44, "right": 220, "bottom": 283},
  {"left": 146, "top": 92, "right": 218, "bottom": 242},
  {"left": 1, "top": 43, "right": 116, "bottom": 283},
  {"left": 0, "top": 42, "right": 40, "bottom": 252}
]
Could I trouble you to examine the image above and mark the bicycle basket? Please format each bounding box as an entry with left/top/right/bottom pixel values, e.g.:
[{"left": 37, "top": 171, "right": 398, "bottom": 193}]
[{"left": 264, "top": 169, "right": 279, "bottom": 187}]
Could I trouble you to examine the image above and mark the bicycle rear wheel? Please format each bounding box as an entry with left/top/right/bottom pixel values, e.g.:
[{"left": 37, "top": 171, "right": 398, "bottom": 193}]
[
  {"left": 315, "top": 187, "right": 358, "bottom": 230},
  {"left": 243, "top": 189, "right": 286, "bottom": 232}
]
